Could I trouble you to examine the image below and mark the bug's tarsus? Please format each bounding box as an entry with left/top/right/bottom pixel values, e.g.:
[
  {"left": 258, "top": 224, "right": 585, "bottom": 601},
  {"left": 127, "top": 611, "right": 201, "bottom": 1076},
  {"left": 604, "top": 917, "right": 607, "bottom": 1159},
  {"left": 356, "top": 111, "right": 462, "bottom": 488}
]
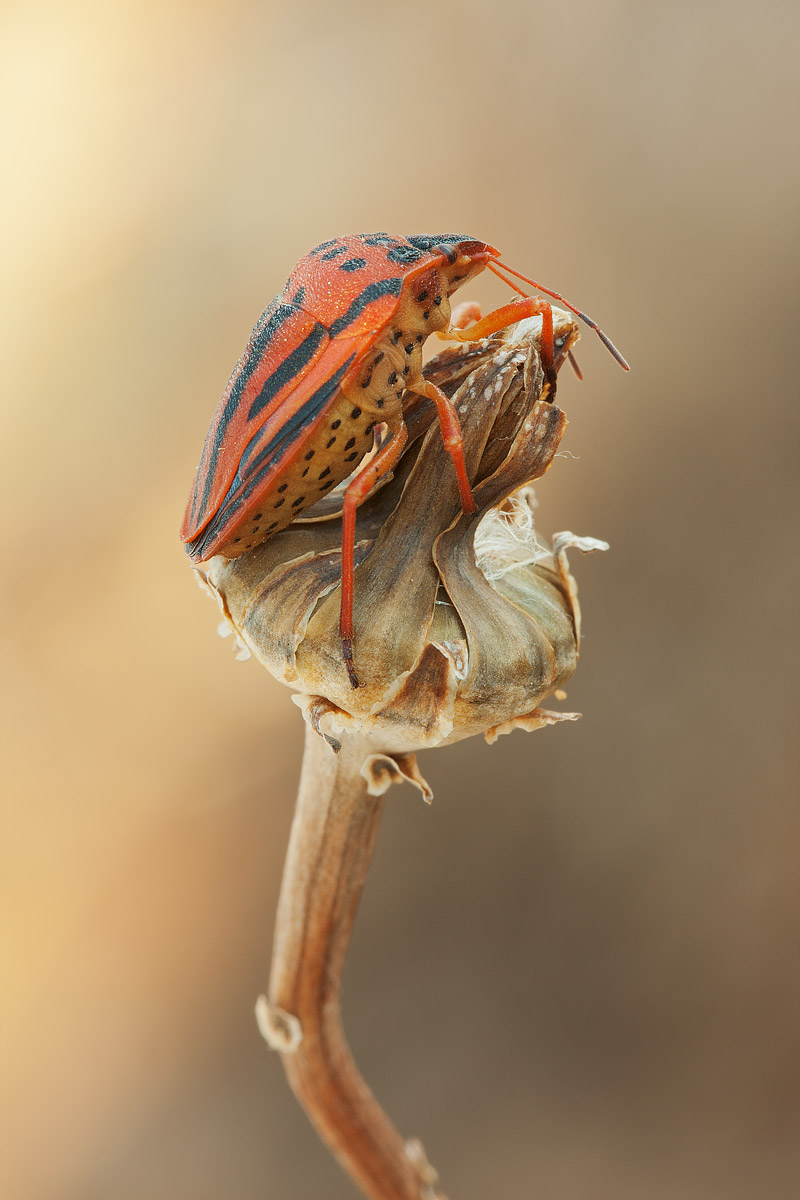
[
  {"left": 488, "top": 260, "right": 630, "bottom": 372},
  {"left": 341, "top": 639, "right": 361, "bottom": 689}
]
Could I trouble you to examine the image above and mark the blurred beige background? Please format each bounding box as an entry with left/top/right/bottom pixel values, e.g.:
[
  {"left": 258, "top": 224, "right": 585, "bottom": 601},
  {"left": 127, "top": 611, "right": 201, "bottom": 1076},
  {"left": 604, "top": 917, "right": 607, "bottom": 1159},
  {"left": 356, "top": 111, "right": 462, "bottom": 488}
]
[{"left": 2, "top": 1, "right": 798, "bottom": 1197}]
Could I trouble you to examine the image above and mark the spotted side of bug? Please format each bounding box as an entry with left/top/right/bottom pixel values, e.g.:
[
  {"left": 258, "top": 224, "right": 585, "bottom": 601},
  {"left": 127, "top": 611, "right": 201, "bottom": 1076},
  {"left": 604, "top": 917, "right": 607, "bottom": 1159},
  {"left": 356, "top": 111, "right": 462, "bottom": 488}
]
[{"left": 181, "top": 233, "right": 629, "bottom": 686}]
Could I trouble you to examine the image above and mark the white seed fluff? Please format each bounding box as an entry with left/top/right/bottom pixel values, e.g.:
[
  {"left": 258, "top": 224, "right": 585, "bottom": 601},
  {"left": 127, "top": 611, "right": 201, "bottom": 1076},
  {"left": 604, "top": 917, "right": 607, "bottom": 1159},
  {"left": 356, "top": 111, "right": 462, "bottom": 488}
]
[{"left": 474, "top": 487, "right": 551, "bottom": 581}]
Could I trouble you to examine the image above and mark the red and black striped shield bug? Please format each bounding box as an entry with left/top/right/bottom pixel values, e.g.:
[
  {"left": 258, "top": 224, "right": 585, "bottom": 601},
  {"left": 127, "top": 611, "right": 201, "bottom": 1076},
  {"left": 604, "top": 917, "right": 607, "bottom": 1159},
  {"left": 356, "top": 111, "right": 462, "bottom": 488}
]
[{"left": 181, "top": 233, "right": 628, "bottom": 686}]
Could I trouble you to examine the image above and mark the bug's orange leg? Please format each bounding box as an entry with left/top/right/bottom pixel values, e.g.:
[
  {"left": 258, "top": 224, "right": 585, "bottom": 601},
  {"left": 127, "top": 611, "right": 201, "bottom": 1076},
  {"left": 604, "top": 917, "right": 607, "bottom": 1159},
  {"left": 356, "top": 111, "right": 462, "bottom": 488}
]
[
  {"left": 442, "top": 297, "right": 557, "bottom": 396},
  {"left": 415, "top": 378, "right": 477, "bottom": 515},
  {"left": 340, "top": 422, "right": 409, "bottom": 689},
  {"left": 450, "top": 300, "right": 483, "bottom": 330}
]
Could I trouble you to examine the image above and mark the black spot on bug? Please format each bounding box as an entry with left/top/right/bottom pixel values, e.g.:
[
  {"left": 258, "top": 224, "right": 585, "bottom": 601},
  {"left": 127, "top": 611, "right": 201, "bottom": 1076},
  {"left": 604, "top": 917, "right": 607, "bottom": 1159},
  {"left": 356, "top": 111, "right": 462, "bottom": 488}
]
[
  {"left": 411, "top": 236, "right": 468, "bottom": 263},
  {"left": 392, "top": 331, "right": 403, "bottom": 344},
  {"left": 373, "top": 352, "right": 384, "bottom": 365},
  {"left": 345, "top": 452, "right": 359, "bottom": 462},
  {"left": 361, "top": 375, "right": 372, "bottom": 389},
  {"left": 253, "top": 513, "right": 262, "bottom": 520},
  {"left": 331, "top": 419, "right": 341, "bottom": 429},
  {"left": 292, "top": 287, "right": 306, "bottom": 306},
  {"left": 309, "top": 238, "right": 339, "bottom": 255},
  {"left": 423, "top": 311, "right": 430, "bottom": 320},
  {"left": 403, "top": 366, "right": 410, "bottom": 375},
  {"left": 387, "top": 372, "right": 398, "bottom": 385},
  {"left": 321, "top": 480, "right": 335, "bottom": 489},
  {"left": 292, "top": 496, "right": 305, "bottom": 507},
  {"left": 396, "top": 389, "right": 403, "bottom": 398},
  {"left": 345, "top": 437, "right": 356, "bottom": 450},
  {"left": 326, "top": 437, "right": 336, "bottom": 448},
  {"left": 305, "top": 450, "right": 315, "bottom": 460},
  {"left": 319, "top": 466, "right": 331, "bottom": 479},
  {"left": 363, "top": 234, "right": 397, "bottom": 247},
  {"left": 233, "top": 537, "right": 241, "bottom": 543},
  {"left": 274, "top": 498, "right": 285, "bottom": 508},
  {"left": 246, "top": 543, "right": 253, "bottom": 549},
  {"left": 387, "top": 245, "right": 423, "bottom": 264},
  {"left": 253, "top": 525, "right": 260, "bottom": 533},
  {"left": 267, "top": 521, "right": 278, "bottom": 531},
  {"left": 350, "top": 407, "right": 362, "bottom": 419},
  {"left": 301, "top": 467, "right": 309, "bottom": 477},
  {"left": 377, "top": 399, "right": 384, "bottom": 409},
  {"left": 406, "top": 234, "right": 465, "bottom": 253},
  {"left": 339, "top": 257, "right": 367, "bottom": 272},
  {"left": 405, "top": 343, "right": 413, "bottom": 354},
  {"left": 417, "top": 289, "right": 429, "bottom": 302},
  {"left": 366, "top": 421, "right": 376, "bottom": 433},
  {"left": 321, "top": 245, "right": 347, "bottom": 260},
  {"left": 278, "top": 483, "right": 288, "bottom": 493},
  {"left": 416, "top": 334, "right": 423, "bottom": 343},
  {"left": 434, "top": 295, "right": 442, "bottom": 306},
  {"left": 452, "top": 274, "right": 464, "bottom": 283}
]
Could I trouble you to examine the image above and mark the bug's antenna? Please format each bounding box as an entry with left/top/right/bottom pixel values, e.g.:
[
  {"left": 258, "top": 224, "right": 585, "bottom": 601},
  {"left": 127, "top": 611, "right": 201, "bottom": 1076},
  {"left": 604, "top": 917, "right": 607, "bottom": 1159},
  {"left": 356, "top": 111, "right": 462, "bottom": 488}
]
[
  {"left": 567, "top": 349, "right": 583, "bottom": 380},
  {"left": 488, "top": 260, "right": 630, "bottom": 371}
]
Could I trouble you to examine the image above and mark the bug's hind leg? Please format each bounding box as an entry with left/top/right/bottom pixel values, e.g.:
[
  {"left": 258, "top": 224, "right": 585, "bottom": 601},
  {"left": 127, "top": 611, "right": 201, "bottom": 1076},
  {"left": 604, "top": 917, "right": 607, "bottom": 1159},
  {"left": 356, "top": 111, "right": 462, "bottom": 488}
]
[
  {"left": 440, "top": 296, "right": 557, "bottom": 398},
  {"left": 340, "top": 422, "right": 408, "bottom": 688},
  {"left": 414, "top": 378, "right": 477, "bottom": 516}
]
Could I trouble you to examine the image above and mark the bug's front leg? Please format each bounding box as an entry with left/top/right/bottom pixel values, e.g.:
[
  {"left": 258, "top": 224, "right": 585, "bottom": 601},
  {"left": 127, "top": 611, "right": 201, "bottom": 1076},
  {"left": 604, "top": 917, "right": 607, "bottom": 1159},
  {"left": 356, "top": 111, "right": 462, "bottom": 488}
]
[
  {"left": 340, "top": 422, "right": 409, "bottom": 689},
  {"left": 449, "top": 300, "right": 483, "bottom": 330},
  {"left": 440, "top": 296, "right": 557, "bottom": 397}
]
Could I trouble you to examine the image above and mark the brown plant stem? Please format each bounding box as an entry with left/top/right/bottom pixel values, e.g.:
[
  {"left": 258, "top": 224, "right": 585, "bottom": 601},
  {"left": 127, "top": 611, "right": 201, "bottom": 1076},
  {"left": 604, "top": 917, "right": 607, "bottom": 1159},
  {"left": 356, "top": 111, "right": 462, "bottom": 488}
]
[{"left": 263, "top": 724, "right": 432, "bottom": 1200}]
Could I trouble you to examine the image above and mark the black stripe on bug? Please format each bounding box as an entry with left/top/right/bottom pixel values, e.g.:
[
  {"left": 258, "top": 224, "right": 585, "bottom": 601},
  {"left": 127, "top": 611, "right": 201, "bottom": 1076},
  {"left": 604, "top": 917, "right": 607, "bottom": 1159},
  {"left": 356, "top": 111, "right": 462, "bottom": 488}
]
[{"left": 328, "top": 279, "right": 403, "bottom": 337}]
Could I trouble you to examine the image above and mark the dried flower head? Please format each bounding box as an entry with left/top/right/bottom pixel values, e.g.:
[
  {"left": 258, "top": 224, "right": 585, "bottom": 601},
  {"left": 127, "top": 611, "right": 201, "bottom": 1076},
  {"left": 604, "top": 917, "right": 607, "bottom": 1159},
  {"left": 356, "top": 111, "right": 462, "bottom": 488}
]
[{"left": 196, "top": 309, "right": 608, "bottom": 761}]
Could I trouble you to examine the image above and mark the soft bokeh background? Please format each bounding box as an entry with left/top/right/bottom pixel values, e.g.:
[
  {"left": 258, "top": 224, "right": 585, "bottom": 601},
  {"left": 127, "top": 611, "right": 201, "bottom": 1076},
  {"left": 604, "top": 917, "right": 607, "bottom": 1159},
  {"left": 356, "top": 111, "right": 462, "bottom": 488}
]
[{"left": 2, "top": 1, "right": 798, "bottom": 1197}]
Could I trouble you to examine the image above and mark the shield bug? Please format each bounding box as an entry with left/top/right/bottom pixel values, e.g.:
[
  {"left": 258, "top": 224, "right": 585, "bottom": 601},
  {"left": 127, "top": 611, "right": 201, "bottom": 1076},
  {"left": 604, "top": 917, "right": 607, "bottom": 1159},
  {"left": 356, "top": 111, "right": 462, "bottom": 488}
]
[{"left": 181, "top": 233, "right": 628, "bottom": 686}]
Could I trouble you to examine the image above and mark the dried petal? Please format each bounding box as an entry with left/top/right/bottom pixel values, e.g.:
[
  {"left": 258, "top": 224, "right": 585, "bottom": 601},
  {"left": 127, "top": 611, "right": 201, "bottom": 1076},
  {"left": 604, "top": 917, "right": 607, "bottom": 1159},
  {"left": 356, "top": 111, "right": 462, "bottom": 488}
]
[{"left": 361, "top": 752, "right": 433, "bottom": 804}]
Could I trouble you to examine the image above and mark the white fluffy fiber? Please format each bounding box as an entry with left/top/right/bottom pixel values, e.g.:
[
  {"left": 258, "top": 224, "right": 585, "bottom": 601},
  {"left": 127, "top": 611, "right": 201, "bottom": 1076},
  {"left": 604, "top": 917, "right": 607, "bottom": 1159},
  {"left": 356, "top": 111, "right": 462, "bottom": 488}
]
[{"left": 473, "top": 487, "right": 552, "bottom": 580}]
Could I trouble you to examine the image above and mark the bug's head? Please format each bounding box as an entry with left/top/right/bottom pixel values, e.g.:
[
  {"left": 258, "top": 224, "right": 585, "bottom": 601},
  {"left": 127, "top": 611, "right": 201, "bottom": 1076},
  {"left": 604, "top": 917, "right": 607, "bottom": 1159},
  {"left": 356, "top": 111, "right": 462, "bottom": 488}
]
[{"left": 405, "top": 235, "right": 499, "bottom": 292}]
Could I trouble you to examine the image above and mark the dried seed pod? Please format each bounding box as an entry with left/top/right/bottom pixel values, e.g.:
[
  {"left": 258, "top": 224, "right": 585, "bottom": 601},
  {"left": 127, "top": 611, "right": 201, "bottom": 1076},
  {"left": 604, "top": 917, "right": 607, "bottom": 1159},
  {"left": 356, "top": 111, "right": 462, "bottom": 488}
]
[{"left": 196, "top": 308, "right": 607, "bottom": 759}]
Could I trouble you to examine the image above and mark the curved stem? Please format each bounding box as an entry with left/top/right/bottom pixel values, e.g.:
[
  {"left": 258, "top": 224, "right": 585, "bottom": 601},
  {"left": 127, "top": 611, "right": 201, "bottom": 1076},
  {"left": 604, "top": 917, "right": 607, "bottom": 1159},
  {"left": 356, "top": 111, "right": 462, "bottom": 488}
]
[{"left": 265, "top": 724, "right": 429, "bottom": 1200}]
